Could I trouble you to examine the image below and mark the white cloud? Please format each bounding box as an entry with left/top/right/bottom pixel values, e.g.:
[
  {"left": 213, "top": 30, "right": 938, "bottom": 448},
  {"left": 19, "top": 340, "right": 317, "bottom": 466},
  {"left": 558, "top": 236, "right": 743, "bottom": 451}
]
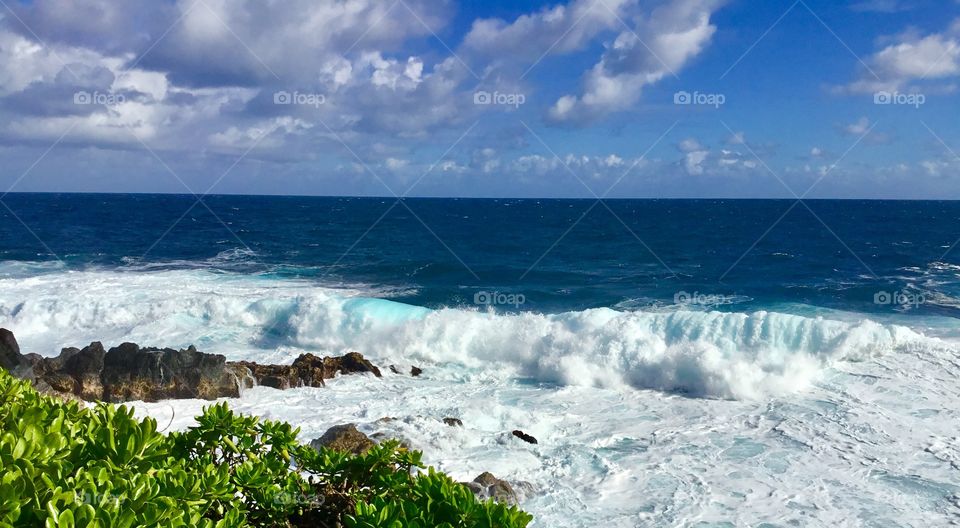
[
  {"left": 843, "top": 117, "right": 872, "bottom": 135},
  {"left": 463, "top": 0, "right": 631, "bottom": 61},
  {"left": 549, "top": 0, "right": 724, "bottom": 124},
  {"left": 842, "top": 19, "right": 960, "bottom": 93}
]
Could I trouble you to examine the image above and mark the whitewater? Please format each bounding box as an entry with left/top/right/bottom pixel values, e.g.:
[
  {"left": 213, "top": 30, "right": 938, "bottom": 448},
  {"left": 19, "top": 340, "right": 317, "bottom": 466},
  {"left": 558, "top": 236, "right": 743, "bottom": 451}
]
[{"left": 2, "top": 265, "right": 959, "bottom": 526}]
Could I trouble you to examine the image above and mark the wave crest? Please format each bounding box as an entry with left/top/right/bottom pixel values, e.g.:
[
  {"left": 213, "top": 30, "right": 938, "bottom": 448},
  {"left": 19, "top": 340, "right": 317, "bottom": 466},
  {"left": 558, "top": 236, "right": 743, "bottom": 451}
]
[{"left": 0, "top": 267, "right": 937, "bottom": 400}]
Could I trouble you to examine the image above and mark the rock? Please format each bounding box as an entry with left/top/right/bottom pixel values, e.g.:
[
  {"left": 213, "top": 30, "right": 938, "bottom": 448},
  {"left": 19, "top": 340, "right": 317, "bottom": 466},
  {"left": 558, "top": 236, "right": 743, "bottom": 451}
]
[
  {"left": 324, "top": 352, "right": 382, "bottom": 378},
  {"left": 389, "top": 364, "right": 423, "bottom": 377},
  {"left": 512, "top": 480, "right": 537, "bottom": 501},
  {"left": 443, "top": 417, "right": 463, "bottom": 427},
  {"left": 232, "top": 351, "right": 381, "bottom": 390},
  {"left": 0, "top": 329, "right": 383, "bottom": 403},
  {"left": 0, "top": 328, "right": 34, "bottom": 379},
  {"left": 226, "top": 363, "right": 256, "bottom": 392},
  {"left": 471, "top": 472, "right": 519, "bottom": 505},
  {"left": 460, "top": 481, "right": 485, "bottom": 496},
  {"left": 231, "top": 360, "right": 319, "bottom": 390},
  {"left": 310, "top": 424, "right": 375, "bottom": 455},
  {"left": 27, "top": 343, "right": 106, "bottom": 400},
  {"left": 512, "top": 430, "right": 538, "bottom": 444},
  {"left": 101, "top": 343, "right": 240, "bottom": 402}
]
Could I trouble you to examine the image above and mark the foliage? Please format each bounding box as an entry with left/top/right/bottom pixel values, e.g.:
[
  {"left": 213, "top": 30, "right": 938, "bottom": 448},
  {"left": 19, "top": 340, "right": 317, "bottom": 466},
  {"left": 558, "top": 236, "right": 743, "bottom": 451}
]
[{"left": 0, "top": 368, "right": 533, "bottom": 527}]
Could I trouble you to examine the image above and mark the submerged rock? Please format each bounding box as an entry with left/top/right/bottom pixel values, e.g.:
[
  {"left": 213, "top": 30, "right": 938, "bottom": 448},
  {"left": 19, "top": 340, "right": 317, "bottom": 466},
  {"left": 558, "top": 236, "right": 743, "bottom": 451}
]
[{"left": 310, "top": 424, "right": 375, "bottom": 455}]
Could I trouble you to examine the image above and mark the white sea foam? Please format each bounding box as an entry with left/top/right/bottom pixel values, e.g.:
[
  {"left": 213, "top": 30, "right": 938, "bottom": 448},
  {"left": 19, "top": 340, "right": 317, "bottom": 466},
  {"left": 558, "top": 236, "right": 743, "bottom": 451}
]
[
  {"left": 0, "top": 266, "right": 929, "bottom": 399},
  {"left": 3, "top": 265, "right": 959, "bottom": 526}
]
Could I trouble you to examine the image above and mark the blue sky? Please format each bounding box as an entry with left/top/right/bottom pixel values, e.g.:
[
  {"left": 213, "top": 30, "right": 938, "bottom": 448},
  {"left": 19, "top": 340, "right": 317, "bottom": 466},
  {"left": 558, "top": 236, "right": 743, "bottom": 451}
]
[{"left": 0, "top": 0, "right": 958, "bottom": 198}]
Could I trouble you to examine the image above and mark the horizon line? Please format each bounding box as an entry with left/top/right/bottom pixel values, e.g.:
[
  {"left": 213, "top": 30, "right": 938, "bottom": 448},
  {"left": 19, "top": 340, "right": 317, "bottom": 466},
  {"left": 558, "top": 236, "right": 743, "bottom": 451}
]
[{"left": 1, "top": 191, "right": 957, "bottom": 202}]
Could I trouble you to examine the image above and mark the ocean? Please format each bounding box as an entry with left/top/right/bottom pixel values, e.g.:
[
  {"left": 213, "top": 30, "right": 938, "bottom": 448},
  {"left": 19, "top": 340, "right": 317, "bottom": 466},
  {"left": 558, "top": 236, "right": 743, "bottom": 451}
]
[{"left": 2, "top": 193, "right": 959, "bottom": 526}]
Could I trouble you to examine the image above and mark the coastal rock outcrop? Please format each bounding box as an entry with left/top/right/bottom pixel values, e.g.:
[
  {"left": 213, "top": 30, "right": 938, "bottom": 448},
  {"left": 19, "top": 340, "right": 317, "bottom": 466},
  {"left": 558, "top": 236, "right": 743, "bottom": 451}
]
[
  {"left": 234, "top": 351, "right": 382, "bottom": 390},
  {"left": 101, "top": 343, "right": 240, "bottom": 402},
  {"left": 0, "top": 329, "right": 384, "bottom": 403},
  {"left": 32, "top": 342, "right": 106, "bottom": 400},
  {"left": 310, "top": 424, "right": 376, "bottom": 455}
]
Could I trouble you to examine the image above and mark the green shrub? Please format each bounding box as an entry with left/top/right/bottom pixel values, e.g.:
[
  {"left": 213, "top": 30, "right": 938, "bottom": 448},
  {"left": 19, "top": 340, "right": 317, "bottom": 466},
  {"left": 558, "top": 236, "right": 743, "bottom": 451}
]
[{"left": 0, "top": 368, "right": 533, "bottom": 527}]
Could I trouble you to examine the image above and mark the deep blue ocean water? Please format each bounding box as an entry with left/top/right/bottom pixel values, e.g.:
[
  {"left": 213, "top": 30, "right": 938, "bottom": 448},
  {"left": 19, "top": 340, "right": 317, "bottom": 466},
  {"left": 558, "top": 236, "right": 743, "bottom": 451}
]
[{"left": 2, "top": 193, "right": 959, "bottom": 318}]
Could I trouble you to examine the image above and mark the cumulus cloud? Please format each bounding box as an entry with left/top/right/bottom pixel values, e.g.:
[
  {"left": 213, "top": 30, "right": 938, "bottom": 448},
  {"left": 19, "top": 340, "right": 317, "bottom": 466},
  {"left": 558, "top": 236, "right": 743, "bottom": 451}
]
[
  {"left": 841, "top": 18, "right": 960, "bottom": 94},
  {"left": 548, "top": 0, "right": 724, "bottom": 124},
  {"left": 463, "top": 0, "right": 630, "bottom": 62}
]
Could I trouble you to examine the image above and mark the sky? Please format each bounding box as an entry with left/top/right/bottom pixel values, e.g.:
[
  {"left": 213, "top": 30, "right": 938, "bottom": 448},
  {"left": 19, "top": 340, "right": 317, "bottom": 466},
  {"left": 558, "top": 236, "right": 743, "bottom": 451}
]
[{"left": 0, "top": 0, "right": 958, "bottom": 198}]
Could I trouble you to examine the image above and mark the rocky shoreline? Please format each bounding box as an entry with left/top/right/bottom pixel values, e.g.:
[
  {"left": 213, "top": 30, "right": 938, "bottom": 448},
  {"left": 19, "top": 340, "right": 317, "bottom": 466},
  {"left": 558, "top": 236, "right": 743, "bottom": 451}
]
[
  {"left": 0, "top": 328, "right": 384, "bottom": 402},
  {"left": 0, "top": 327, "right": 535, "bottom": 506}
]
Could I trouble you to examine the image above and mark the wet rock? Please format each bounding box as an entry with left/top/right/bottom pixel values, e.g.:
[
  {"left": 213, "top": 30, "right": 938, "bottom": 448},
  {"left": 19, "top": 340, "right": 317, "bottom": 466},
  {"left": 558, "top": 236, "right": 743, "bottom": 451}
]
[
  {"left": 323, "top": 352, "right": 382, "bottom": 378},
  {"left": 389, "top": 364, "right": 423, "bottom": 377},
  {"left": 0, "top": 329, "right": 383, "bottom": 403},
  {"left": 470, "top": 472, "right": 519, "bottom": 505},
  {"left": 460, "top": 481, "right": 485, "bottom": 496},
  {"left": 310, "top": 424, "right": 375, "bottom": 455},
  {"left": 101, "top": 343, "right": 240, "bottom": 402},
  {"left": 231, "top": 361, "right": 316, "bottom": 390},
  {"left": 232, "top": 351, "right": 381, "bottom": 390},
  {"left": 33, "top": 343, "right": 105, "bottom": 400},
  {"left": 443, "top": 417, "right": 463, "bottom": 427},
  {"left": 512, "top": 430, "right": 538, "bottom": 444}
]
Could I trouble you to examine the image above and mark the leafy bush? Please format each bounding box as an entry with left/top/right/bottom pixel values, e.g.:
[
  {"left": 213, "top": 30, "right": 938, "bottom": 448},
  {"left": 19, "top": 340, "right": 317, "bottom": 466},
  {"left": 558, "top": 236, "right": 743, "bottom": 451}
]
[{"left": 0, "top": 368, "right": 533, "bottom": 527}]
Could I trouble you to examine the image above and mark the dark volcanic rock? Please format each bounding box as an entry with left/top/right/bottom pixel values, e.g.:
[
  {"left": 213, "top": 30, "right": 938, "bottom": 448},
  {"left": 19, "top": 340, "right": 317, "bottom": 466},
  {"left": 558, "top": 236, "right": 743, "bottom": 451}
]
[
  {"left": 310, "top": 424, "right": 375, "bottom": 455},
  {"left": 1, "top": 329, "right": 385, "bottom": 403},
  {"left": 512, "top": 430, "right": 538, "bottom": 444},
  {"left": 0, "top": 328, "right": 33, "bottom": 379},
  {"left": 390, "top": 364, "right": 423, "bottom": 377},
  {"left": 101, "top": 343, "right": 240, "bottom": 402},
  {"left": 32, "top": 343, "right": 106, "bottom": 400},
  {"left": 232, "top": 351, "right": 381, "bottom": 390},
  {"left": 324, "top": 352, "right": 381, "bottom": 378},
  {"left": 231, "top": 361, "right": 315, "bottom": 390}
]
